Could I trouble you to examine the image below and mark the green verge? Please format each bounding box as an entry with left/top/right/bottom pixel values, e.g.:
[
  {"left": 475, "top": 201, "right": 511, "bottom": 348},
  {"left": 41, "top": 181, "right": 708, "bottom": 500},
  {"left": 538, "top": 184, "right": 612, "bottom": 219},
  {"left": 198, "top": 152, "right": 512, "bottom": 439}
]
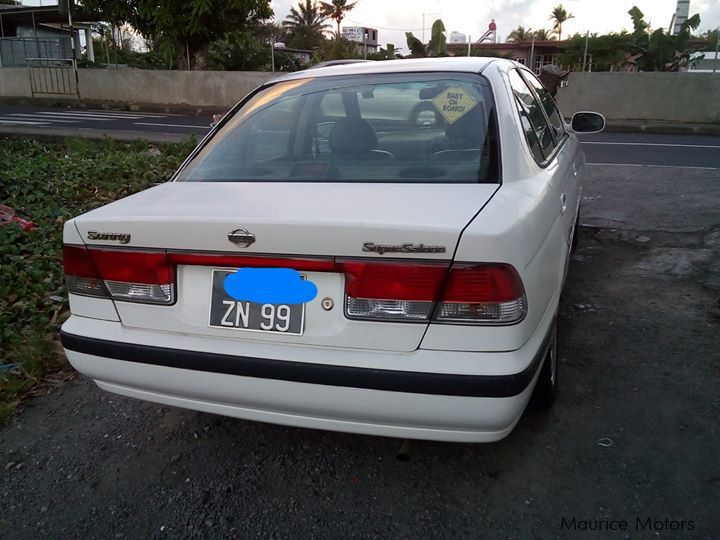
[{"left": 0, "top": 136, "right": 196, "bottom": 425}]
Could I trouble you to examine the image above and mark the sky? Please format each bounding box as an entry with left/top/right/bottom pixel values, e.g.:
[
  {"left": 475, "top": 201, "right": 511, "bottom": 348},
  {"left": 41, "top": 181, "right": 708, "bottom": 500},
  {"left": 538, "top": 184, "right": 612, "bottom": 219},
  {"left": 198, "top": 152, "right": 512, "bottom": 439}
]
[
  {"left": 17, "top": 0, "right": 720, "bottom": 54},
  {"left": 272, "top": 0, "right": 720, "bottom": 52}
]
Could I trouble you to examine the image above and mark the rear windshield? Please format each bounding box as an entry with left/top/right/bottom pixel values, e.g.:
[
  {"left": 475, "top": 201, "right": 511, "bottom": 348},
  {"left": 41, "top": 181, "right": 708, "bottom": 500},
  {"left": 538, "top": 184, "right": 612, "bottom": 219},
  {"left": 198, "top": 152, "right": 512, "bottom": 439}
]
[{"left": 177, "top": 72, "right": 499, "bottom": 184}]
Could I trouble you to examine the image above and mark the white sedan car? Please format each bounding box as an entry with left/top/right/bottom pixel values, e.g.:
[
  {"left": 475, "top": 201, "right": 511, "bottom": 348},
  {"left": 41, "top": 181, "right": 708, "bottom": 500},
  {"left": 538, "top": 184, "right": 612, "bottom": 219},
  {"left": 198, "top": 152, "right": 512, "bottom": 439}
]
[{"left": 60, "top": 58, "right": 604, "bottom": 442}]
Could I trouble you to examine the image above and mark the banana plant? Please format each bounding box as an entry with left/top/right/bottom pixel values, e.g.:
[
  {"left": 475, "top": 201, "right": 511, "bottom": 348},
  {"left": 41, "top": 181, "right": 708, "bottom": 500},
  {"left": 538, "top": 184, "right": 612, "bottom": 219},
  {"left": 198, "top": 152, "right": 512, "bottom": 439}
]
[
  {"left": 628, "top": 5, "right": 701, "bottom": 71},
  {"left": 405, "top": 19, "right": 447, "bottom": 57}
]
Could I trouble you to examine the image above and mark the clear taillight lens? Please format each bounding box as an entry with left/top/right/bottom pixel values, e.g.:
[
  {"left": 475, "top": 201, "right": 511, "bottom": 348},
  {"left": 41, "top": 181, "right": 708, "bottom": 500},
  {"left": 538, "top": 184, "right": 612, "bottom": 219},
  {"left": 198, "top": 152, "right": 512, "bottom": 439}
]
[{"left": 346, "top": 298, "right": 434, "bottom": 320}]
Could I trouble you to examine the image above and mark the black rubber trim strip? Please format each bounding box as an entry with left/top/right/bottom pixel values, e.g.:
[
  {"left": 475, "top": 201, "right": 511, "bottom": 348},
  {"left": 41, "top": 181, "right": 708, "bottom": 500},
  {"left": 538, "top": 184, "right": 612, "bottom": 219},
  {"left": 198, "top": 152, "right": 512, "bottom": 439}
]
[{"left": 59, "top": 328, "right": 551, "bottom": 398}]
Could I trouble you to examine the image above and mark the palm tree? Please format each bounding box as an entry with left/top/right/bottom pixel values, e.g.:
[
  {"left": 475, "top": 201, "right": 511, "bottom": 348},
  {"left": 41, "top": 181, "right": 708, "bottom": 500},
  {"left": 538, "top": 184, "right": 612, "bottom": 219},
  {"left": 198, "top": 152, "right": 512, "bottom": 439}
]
[
  {"left": 506, "top": 26, "right": 534, "bottom": 42},
  {"left": 550, "top": 4, "right": 574, "bottom": 41},
  {"left": 319, "top": 0, "right": 357, "bottom": 38},
  {"left": 533, "top": 28, "right": 556, "bottom": 41},
  {"left": 283, "top": 0, "right": 331, "bottom": 50}
]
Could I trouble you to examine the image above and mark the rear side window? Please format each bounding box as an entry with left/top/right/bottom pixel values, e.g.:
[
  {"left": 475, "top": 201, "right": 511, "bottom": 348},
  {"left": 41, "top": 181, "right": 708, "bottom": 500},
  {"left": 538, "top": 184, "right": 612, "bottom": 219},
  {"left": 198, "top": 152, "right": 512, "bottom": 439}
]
[
  {"left": 520, "top": 70, "right": 566, "bottom": 142},
  {"left": 508, "top": 69, "right": 554, "bottom": 162},
  {"left": 177, "top": 73, "right": 500, "bottom": 184}
]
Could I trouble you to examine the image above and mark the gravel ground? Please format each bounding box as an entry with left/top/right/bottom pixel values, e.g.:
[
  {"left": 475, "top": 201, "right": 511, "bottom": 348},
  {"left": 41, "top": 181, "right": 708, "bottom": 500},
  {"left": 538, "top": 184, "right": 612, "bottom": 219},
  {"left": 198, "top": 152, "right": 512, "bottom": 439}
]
[{"left": 2, "top": 173, "right": 719, "bottom": 539}]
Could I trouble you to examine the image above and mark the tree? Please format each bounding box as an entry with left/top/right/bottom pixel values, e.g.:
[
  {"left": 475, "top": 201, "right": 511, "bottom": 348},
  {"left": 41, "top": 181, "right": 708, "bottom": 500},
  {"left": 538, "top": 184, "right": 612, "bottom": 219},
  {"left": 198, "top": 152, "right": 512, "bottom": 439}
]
[
  {"left": 555, "top": 32, "right": 633, "bottom": 71},
  {"left": 533, "top": 29, "right": 556, "bottom": 41},
  {"left": 550, "top": 4, "right": 574, "bottom": 41},
  {"left": 83, "top": 0, "right": 273, "bottom": 69},
  {"left": 627, "top": 5, "right": 701, "bottom": 71},
  {"left": 283, "top": 0, "right": 331, "bottom": 50},
  {"left": 506, "top": 26, "right": 533, "bottom": 42},
  {"left": 319, "top": 0, "right": 357, "bottom": 39},
  {"left": 702, "top": 28, "right": 720, "bottom": 52}
]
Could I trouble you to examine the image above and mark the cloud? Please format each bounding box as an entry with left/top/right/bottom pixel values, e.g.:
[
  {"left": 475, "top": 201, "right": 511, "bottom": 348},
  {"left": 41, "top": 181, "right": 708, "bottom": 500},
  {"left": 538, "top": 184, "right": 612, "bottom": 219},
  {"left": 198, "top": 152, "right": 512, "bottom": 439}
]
[{"left": 223, "top": 268, "right": 318, "bottom": 305}]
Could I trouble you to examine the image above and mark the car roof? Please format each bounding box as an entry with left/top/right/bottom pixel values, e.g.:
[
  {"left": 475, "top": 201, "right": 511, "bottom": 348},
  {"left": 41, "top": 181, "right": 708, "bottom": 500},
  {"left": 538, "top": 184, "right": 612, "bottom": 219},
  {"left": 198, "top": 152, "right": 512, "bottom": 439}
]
[{"left": 272, "top": 57, "right": 500, "bottom": 82}]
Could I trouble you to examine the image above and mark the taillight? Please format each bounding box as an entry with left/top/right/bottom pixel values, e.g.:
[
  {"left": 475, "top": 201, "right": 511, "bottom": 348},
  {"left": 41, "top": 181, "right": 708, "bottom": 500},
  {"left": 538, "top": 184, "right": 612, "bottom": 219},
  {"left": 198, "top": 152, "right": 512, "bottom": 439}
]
[
  {"left": 63, "top": 245, "right": 526, "bottom": 322},
  {"left": 339, "top": 261, "right": 526, "bottom": 324},
  {"left": 435, "top": 264, "right": 527, "bottom": 324},
  {"left": 63, "top": 245, "right": 107, "bottom": 297},
  {"left": 339, "top": 260, "right": 448, "bottom": 321},
  {"left": 64, "top": 245, "right": 174, "bottom": 304}
]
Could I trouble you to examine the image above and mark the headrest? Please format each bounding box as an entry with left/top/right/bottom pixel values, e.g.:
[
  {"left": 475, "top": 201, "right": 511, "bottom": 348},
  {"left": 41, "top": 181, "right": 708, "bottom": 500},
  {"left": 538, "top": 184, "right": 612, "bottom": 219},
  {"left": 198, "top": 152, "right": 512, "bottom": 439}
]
[
  {"left": 445, "top": 104, "right": 487, "bottom": 145},
  {"left": 329, "top": 118, "right": 378, "bottom": 156}
]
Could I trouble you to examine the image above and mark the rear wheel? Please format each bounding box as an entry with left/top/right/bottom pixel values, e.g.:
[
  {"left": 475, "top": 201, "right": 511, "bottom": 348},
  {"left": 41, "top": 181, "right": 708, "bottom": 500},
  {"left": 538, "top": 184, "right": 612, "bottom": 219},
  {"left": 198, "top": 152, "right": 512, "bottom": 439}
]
[{"left": 529, "top": 320, "right": 558, "bottom": 410}]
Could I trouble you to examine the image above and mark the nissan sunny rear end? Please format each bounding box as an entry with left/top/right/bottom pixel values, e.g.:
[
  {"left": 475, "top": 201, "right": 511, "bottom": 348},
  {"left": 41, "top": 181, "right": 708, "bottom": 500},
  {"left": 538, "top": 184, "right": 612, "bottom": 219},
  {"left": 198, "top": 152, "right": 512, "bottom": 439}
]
[{"left": 60, "top": 58, "right": 603, "bottom": 442}]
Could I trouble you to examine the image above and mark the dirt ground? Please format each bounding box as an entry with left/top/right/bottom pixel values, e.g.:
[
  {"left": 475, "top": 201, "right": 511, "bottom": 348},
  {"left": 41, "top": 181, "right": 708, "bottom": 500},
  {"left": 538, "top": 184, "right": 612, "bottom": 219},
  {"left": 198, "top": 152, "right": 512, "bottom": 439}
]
[{"left": 1, "top": 165, "right": 719, "bottom": 539}]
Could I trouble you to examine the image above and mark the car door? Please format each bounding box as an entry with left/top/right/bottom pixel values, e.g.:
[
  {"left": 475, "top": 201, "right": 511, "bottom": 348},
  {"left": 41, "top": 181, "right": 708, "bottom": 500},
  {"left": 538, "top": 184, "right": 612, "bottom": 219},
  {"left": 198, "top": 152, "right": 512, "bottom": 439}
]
[
  {"left": 508, "top": 69, "right": 576, "bottom": 251},
  {"left": 519, "top": 69, "right": 582, "bottom": 248}
]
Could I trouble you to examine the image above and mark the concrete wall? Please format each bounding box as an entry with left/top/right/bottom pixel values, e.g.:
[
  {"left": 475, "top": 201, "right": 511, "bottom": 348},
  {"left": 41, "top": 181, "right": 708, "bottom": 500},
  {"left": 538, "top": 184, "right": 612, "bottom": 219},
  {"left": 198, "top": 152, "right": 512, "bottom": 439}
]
[
  {"left": 0, "top": 67, "right": 276, "bottom": 108},
  {"left": 2, "top": 67, "right": 719, "bottom": 123},
  {"left": 77, "top": 69, "right": 276, "bottom": 107},
  {"left": 0, "top": 67, "right": 31, "bottom": 97},
  {"left": 557, "top": 72, "right": 720, "bottom": 124}
]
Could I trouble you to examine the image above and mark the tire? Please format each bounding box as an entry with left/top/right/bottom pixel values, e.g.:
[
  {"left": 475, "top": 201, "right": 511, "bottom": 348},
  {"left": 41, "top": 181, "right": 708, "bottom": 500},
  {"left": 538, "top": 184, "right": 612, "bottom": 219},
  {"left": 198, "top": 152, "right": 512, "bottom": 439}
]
[{"left": 529, "top": 320, "right": 558, "bottom": 410}]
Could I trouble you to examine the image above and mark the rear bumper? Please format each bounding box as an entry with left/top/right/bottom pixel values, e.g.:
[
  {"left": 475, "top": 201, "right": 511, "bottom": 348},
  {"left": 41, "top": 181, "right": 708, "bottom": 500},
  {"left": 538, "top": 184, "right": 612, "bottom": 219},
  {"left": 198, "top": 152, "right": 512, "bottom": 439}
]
[{"left": 60, "top": 313, "right": 553, "bottom": 443}]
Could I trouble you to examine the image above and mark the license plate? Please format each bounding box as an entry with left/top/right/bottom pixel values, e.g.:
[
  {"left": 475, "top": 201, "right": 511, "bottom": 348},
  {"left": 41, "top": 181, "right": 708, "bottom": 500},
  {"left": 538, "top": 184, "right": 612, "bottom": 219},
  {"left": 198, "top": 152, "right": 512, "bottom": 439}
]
[{"left": 208, "top": 270, "right": 305, "bottom": 335}]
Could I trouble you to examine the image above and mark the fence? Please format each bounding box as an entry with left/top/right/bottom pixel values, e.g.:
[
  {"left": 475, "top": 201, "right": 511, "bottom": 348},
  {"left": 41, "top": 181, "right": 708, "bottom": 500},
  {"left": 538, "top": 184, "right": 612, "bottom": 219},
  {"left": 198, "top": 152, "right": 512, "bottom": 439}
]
[
  {"left": 27, "top": 58, "right": 78, "bottom": 97},
  {"left": 0, "top": 37, "right": 72, "bottom": 68}
]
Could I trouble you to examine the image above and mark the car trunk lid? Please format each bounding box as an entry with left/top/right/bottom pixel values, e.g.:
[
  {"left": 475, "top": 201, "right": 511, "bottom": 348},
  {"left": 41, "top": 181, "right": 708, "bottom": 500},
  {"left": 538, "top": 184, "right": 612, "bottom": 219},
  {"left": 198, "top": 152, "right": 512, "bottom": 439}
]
[{"left": 73, "top": 182, "right": 498, "bottom": 352}]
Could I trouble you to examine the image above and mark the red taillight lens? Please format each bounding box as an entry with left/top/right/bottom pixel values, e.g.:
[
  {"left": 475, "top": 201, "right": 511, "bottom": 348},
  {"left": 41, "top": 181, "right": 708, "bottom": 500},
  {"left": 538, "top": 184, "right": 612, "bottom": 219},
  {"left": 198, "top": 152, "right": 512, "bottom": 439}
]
[
  {"left": 436, "top": 264, "right": 526, "bottom": 323},
  {"left": 87, "top": 248, "right": 173, "bottom": 285},
  {"left": 340, "top": 261, "right": 448, "bottom": 301},
  {"left": 167, "top": 253, "right": 335, "bottom": 273},
  {"left": 441, "top": 264, "right": 525, "bottom": 303},
  {"left": 63, "top": 245, "right": 99, "bottom": 279}
]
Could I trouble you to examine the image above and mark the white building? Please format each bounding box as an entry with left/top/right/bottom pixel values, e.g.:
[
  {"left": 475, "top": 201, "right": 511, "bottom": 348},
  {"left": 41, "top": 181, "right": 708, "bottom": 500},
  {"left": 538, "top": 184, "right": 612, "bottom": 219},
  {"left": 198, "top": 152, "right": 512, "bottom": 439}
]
[
  {"left": 450, "top": 31, "right": 467, "bottom": 44},
  {"left": 342, "top": 26, "right": 379, "bottom": 53}
]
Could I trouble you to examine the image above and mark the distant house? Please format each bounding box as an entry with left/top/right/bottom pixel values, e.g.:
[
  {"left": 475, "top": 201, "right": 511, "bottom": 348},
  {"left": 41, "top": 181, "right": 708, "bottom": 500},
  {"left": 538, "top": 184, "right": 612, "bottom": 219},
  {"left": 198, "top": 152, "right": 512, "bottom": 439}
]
[
  {"left": 447, "top": 40, "right": 566, "bottom": 73},
  {"left": 274, "top": 46, "right": 313, "bottom": 65},
  {"left": 0, "top": 3, "right": 96, "bottom": 67},
  {"left": 342, "top": 26, "right": 379, "bottom": 55}
]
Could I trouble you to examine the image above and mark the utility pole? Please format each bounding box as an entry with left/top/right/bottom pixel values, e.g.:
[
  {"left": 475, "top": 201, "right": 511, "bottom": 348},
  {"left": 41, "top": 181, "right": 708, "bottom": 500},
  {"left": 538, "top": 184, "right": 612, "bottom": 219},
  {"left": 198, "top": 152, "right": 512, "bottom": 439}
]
[
  {"left": 582, "top": 31, "right": 589, "bottom": 71},
  {"left": 714, "top": 30, "right": 719, "bottom": 74},
  {"left": 66, "top": 0, "right": 79, "bottom": 98},
  {"left": 529, "top": 35, "right": 535, "bottom": 72},
  {"left": 422, "top": 12, "right": 441, "bottom": 42},
  {"left": 467, "top": 35, "right": 471, "bottom": 57}
]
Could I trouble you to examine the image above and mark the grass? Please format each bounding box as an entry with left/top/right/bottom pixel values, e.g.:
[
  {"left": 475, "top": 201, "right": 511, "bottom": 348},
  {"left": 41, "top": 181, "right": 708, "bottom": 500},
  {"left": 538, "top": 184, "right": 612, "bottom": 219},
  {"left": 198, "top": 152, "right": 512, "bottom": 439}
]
[{"left": 0, "top": 136, "right": 196, "bottom": 424}]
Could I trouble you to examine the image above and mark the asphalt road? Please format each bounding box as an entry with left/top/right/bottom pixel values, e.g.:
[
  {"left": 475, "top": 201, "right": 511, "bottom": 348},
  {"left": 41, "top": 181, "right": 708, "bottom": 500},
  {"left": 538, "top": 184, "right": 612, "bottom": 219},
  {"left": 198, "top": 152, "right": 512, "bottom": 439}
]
[
  {"left": 0, "top": 105, "right": 212, "bottom": 135},
  {"left": 2, "top": 105, "right": 720, "bottom": 169},
  {"left": 578, "top": 132, "right": 720, "bottom": 169}
]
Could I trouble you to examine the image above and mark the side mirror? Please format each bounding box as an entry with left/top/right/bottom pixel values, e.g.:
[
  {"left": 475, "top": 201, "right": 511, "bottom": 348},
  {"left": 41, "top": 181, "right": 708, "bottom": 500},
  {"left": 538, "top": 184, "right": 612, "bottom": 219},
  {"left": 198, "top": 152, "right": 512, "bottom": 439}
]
[{"left": 571, "top": 111, "right": 605, "bottom": 134}]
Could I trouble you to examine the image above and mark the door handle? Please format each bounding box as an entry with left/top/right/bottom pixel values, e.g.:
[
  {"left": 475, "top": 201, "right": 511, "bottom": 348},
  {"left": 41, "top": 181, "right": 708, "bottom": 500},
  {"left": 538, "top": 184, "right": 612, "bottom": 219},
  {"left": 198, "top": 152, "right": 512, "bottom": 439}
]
[{"left": 560, "top": 193, "right": 567, "bottom": 214}]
